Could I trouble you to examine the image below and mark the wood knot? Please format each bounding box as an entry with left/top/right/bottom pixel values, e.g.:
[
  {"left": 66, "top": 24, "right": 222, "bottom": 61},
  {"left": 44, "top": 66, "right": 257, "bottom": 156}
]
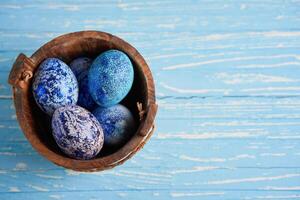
[
  {"left": 21, "top": 71, "right": 33, "bottom": 82},
  {"left": 18, "top": 70, "right": 33, "bottom": 89},
  {"left": 137, "top": 102, "right": 145, "bottom": 121}
]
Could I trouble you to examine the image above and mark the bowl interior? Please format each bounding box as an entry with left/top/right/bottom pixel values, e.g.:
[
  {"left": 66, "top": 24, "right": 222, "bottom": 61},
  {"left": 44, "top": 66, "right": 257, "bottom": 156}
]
[{"left": 29, "top": 36, "right": 148, "bottom": 158}]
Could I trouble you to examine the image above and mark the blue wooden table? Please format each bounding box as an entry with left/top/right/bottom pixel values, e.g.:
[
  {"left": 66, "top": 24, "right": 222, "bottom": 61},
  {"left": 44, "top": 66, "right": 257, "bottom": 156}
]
[{"left": 1, "top": 0, "right": 300, "bottom": 199}]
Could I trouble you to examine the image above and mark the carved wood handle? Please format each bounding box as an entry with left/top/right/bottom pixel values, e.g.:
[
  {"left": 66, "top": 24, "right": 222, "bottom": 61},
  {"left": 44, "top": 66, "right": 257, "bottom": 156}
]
[
  {"left": 138, "top": 103, "right": 158, "bottom": 136},
  {"left": 8, "top": 53, "right": 35, "bottom": 90}
]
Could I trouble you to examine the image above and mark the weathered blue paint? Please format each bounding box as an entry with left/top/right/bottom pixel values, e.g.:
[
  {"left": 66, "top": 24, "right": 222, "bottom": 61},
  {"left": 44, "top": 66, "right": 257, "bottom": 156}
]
[{"left": 0, "top": 0, "right": 300, "bottom": 199}]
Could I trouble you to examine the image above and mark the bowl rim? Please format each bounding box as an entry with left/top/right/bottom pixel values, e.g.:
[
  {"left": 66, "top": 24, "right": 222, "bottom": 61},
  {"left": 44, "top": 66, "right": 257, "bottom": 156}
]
[{"left": 8, "top": 30, "right": 157, "bottom": 171}]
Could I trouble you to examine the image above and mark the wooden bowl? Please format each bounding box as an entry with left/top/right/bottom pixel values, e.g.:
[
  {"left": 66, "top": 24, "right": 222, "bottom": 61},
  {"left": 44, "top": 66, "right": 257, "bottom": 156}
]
[{"left": 7, "top": 31, "right": 157, "bottom": 172}]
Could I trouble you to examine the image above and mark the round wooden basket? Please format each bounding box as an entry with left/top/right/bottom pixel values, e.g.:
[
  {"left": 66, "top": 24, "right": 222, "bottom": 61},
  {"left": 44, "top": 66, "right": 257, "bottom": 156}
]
[{"left": 7, "top": 31, "right": 157, "bottom": 172}]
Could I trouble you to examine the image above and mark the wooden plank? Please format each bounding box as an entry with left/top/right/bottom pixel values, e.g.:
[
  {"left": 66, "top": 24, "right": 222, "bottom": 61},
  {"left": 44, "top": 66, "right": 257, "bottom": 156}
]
[
  {"left": 0, "top": 166, "right": 299, "bottom": 192},
  {"left": 0, "top": 0, "right": 300, "bottom": 199},
  {"left": 1, "top": 32, "right": 300, "bottom": 97},
  {"left": 1, "top": 190, "right": 299, "bottom": 200},
  {"left": 3, "top": 97, "right": 300, "bottom": 140},
  {"left": 0, "top": 139, "right": 300, "bottom": 170}
]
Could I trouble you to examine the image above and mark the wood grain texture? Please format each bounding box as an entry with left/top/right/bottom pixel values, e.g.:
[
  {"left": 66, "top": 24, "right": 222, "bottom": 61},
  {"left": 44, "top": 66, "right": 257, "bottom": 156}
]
[{"left": 0, "top": 0, "right": 300, "bottom": 199}]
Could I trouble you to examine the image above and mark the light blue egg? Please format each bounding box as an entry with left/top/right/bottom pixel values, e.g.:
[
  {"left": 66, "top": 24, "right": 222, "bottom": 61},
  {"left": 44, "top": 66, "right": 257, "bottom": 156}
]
[
  {"left": 32, "top": 58, "right": 78, "bottom": 115},
  {"left": 92, "top": 104, "right": 136, "bottom": 148},
  {"left": 69, "top": 57, "right": 92, "bottom": 78},
  {"left": 52, "top": 105, "right": 104, "bottom": 160},
  {"left": 88, "top": 50, "right": 134, "bottom": 107}
]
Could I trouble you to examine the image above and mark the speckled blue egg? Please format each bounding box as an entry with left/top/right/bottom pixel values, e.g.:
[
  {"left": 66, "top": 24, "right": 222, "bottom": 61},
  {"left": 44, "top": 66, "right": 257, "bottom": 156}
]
[
  {"left": 88, "top": 50, "right": 134, "bottom": 107},
  {"left": 32, "top": 58, "right": 78, "bottom": 115},
  {"left": 69, "top": 57, "right": 92, "bottom": 78},
  {"left": 52, "top": 105, "right": 104, "bottom": 160},
  {"left": 92, "top": 104, "right": 136, "bottom": 148},
  {"left": 77, "top": 71, "right": 97, "bottom": 110}
]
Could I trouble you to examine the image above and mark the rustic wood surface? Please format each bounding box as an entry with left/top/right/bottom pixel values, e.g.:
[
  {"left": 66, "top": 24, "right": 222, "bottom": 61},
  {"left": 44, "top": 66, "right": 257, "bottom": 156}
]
[{"left": 0, "top": 0, "right": 300, "bottom": 199}]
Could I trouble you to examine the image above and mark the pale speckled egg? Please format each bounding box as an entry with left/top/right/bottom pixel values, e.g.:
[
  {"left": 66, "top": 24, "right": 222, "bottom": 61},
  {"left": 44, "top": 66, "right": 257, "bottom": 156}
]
[
  {"left": 69, "top": 57, "right": 92, "bottom": 78},
  {"left": 51, "top": 105, "right": 104, "bottom": 160},
  {"left": 88, "top": 50, "right": 134, "bottom": 107},
  {"left": 77, "top": 71, "right": 97, "bottom": 110},
  {"left": 32, "top": 58, "right": 78, "bottom": 115},
  {"left": 92, "top": 104, "right": 136, "bottom": 148}
]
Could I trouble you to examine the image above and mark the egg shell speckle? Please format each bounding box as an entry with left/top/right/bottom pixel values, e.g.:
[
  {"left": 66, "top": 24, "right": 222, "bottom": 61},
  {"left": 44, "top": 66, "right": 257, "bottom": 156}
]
[
  {"left": 77, "top": 71, "right": 97, "bottom": 110},
  {"left": 69, "top": 57, "right": 92, "bottom": 78},
  {"left": 52, "top": 105, "right": 104, "bottom": 160},
  {"left": 92, "top": 104, "right": 136, "bottom": 148},
  {"left": 32, "top": 58, "right": 78, "bottom": 115},
  {"left": 88, "top": 50, "right": 134, "bottom": 107}
]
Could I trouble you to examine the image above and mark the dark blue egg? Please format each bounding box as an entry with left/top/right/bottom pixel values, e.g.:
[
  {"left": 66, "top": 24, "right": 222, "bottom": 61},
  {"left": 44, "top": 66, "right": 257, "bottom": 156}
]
[
  {"left": 32, "top": 58, "right": 78, "bottom": 115},
  {"left": 69, "top": 57, "right": 92, "bottom": 78},
  {"left": 88, "top": 50, "right": 134, "bottom": 107},
  {"left": 92, "top": 104, "right": 135, "bottom": 148},
  {"left": 77, "top": 71, "right": 97, "bottom": 110},
  {"left": 52, "top": 105, "right": 104, "bottom": 160}
]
